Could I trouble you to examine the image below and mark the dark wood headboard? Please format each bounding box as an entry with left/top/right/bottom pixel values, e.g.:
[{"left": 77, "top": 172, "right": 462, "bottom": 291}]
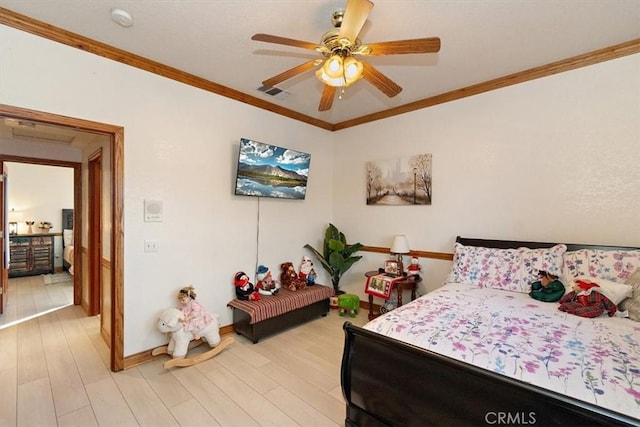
[
  {"left": 62, "top": 209, "right": 73, "bottom": 231},
  {"left": 455, "top": 236, "right": 638, "bottom": 252}
]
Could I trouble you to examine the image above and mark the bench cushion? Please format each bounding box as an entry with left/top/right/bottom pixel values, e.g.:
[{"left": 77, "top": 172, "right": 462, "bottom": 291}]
[{"left": 227, "top": 284, "right": 333, "bottom": 324}]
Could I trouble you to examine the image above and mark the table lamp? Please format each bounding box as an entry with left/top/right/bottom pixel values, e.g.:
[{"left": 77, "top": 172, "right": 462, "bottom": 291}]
[{"left": 390, "top": 235, "right": 410, "bottom": 272}]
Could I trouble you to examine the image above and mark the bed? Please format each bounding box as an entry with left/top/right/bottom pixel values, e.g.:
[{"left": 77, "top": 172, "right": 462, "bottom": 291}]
[
  {"left": 62, "top": 209, "right": 74, "bottom": 274},
  {"left": 341, "top": 237, "right": 640, "bottom": 426}
]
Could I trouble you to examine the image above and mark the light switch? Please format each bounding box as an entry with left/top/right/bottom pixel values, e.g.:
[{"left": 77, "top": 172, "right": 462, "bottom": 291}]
[{"left": 144, "top": 240, "right": 159, "bottom": 253}]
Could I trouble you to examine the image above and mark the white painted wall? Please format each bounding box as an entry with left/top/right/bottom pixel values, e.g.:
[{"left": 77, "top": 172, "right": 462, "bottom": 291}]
[
  {"left": 1, "top": 24, "right": 639, "bottom": 356},
  {"left": 333, "top": 54, "right": 640, "bottom": 297},
  {"left": 0, "top": 26, "right": 335, "bottom": 355}
]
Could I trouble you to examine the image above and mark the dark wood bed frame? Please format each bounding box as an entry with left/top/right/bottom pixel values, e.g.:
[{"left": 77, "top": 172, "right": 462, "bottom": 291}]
[{"left": 340, "top": 236, "right": 640, "bottom": 426}]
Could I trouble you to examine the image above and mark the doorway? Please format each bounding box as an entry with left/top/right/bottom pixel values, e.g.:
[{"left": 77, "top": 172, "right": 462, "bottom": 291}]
[
  {"left": 0, "top": 104, "right": 124, "bottom": 371},
  {"left": 1, "top": 161, "right": 76, "bottom": 326}
]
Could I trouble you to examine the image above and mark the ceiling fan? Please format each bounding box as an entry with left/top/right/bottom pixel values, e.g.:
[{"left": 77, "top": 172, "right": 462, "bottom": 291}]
[{"left": 251, "top": 0, "right": 441, "bottom": 112}]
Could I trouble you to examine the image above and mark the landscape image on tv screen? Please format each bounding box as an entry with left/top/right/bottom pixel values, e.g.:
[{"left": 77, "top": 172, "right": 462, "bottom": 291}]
[{"left": 234, "top": 138, "right": 311, "bottom": 200}]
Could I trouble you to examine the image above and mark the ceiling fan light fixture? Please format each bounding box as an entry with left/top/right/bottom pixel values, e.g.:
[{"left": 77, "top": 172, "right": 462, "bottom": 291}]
[
  {"left": 252, "top": 0, "right": 439, "bottom": 110},
  {"left": 315, "top": 54, "right": 363, "bottom": 87},
  {"left": 324, "top": 54, "right": 343, "bottom": 78},
  {"left": 343, "top": 56, "right": 363, "bottom": 80}
]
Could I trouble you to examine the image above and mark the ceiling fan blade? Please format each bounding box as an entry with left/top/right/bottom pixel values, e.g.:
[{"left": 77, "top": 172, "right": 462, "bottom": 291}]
[
  {"left": 262, "top": 59, "right": 321, "bottom": 87},
  {"left": 361, "top": 60, "right": 402, "bottom": 97},
  {"left": 251, "top": 33, "right": 319, "bottom": 51},
  {"left": 338, "top": 0, "right": 374, "bottom": 44},
  {"left": 363, "top": 37, "right": 441, "bottom": 55},
  {"left": 318, "top": 85, "right": 337, "bottom": 111}
]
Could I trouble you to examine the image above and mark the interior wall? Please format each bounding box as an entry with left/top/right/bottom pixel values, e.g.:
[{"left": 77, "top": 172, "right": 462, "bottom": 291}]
[
  {"left": 0, "top": 25, "right": 335, "bottom": 356},
  {"left": 333, "top": 54, "right": 640, "bottom": 297},
  {"left": 2, "top": 23, "right": 639, "bottom": 356},
  {"left": 4, "top": 162, "right": 73, "bottom": 268}
]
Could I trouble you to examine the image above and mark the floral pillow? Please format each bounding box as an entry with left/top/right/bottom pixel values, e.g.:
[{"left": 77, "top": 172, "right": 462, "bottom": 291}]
[
  {"left": 562, "top": 249, "right": 640, "bottom": 283},
  {"left": 619, "top": 269, "right": 640, "bottom": 321},
  {"left": 446, "top": 243, "right": 567, "bottom": 293}
]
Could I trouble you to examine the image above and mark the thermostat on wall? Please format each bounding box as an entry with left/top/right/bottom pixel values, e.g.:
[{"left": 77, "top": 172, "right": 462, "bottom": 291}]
[{"left": 144, "top": 200, "right": 163, "bottom": 222}]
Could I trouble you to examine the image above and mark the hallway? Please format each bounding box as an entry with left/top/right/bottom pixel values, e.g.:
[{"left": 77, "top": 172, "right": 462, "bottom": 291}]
[{"left": 0, "top": 274, "right": 73, "bottom": 330}]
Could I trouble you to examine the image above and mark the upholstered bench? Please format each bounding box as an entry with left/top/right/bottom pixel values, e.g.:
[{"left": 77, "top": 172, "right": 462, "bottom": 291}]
[{"left": 226, "top": 284, "right": 333, "bottom": 343}]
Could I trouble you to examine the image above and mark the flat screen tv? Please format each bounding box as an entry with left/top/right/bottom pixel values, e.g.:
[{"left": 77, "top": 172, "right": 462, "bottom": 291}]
[{"left": 234, "top": 138, "right": 311, "bottom": 200}]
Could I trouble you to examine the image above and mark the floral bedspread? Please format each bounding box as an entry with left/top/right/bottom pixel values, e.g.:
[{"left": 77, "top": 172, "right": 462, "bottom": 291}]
[{"left": 364, "top": 283, "right": 640, "bottom": 419}]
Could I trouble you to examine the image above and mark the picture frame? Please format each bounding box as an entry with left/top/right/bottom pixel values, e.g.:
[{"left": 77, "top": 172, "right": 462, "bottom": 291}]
[
  {"left": 366, "top": 153, "right": 433, "bottom": 205},
  {"left": 384, "top": 260, "right": 403, "bottom": 276}
]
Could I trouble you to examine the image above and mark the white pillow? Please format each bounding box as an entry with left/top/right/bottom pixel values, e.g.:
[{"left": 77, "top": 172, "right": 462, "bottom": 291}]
[
  {"left": 63, "top": 229, "right": 74, "bottom": 246},
  {"left": 574, "top": 276, "right": 632, "bottom": 305}
]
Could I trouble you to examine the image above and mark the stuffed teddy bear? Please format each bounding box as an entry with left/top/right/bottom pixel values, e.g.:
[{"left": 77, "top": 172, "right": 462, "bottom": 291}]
[
  {"left": 176, "top": 286, "right": 214, "bottom": 339},
  {"left": 255, "top": 265, "right": 279, "bottom": 296},
  {"left": 234, "top": 271, "right": 261, "bottom": 301},
  {"left": 157, "top": 307, "right": 221, "bottom": 358},
  {"left": 298, "top": 256, "right": 316, "bottom": 286},
  {"left": 280, "top": 261, "right": 306, "bottom": 291},
  {"left": 529, "top": 271, "right": 565, "bottom": 302}
]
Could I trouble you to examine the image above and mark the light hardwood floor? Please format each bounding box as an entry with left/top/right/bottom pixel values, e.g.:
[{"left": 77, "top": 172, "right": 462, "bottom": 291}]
[
  {"left": 0, "top": 276, "right": 368, "bottom": 426},
  {"left": 0, "top": 275, "right": 74, "bottom": 330}
]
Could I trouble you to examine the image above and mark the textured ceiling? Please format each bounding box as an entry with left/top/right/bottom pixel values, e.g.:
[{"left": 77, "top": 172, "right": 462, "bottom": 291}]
[{"left": 1, "top": 0, "right": 639, "bottom": 128}]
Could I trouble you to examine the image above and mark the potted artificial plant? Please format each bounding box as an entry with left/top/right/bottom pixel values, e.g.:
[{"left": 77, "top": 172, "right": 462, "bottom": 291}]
[{"left": 304, "top": 223, "right": 364, "bottom": 295}]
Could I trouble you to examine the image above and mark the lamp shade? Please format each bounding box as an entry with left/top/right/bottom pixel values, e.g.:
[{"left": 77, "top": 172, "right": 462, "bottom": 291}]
[
  {"left": 8, "top": 208, "right": 22, "bottom": 222},
  {"left": 390, "top": 235, "right": 410, "bottom": 254},
  {"left": 315, "top": 54, "right": 364, "bottom": 87}
]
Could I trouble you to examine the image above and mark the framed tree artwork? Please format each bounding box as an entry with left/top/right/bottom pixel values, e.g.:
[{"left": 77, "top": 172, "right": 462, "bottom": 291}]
[{"left": 366, "top": 154, "right": 432, "bottom": 205}]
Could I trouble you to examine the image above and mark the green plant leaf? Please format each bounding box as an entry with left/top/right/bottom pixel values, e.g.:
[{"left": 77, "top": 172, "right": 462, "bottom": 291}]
[
  {"left": 343, "top": 243, "right": 364, "bottom": 257},
  {"left": 328, "top": 239, "right": 345, "bottom": 252},
  {"left": 305, "top": 224, "right": 363, "bottom": 292},
  {"left": 303, "top": 244, "right": 332, "bottom": 273}
]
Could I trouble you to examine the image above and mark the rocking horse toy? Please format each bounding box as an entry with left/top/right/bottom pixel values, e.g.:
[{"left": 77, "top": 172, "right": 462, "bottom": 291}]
[{"left": 151, "top": 286, "right": 234, "bottom": 368}]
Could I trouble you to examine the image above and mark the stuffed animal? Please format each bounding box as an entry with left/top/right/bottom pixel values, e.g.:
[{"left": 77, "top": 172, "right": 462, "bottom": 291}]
[
  {"left": 234, "top": 271, "right": 261, "bottom": 301},
  {"left": 280, "top": 261, "right": 306, "bottom": 291},
  {"left": 338, "top": 294, "right": 360, "bottom": 318},
  {"left": 306, "top": 268, "right": 316, "bottom": 286},
  {"left": 558, "top": 279, "right": 617, "bottom": 318},
  {"left": 157, "top": 307, "right": 221, "bottom": 358},
  {"left": 176, "top": 286, "right": 213, "bottom": 338},
  {"left": 407, "top": 256, "right": 422, "bottom": 277},
  {"left": 255, "top": 265, "right": 279, "bottom": 296},
  {"left": 299, "top": 256, "right": 316, "bottom": 286}
]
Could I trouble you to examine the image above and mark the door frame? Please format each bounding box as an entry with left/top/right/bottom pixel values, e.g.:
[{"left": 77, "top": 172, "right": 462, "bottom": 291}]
[
  {"left": 0, "top": 103, "right": 124, "bottom": 372},
  {"left": 88, "top": 148, "right": 103, "bottom": 316}
]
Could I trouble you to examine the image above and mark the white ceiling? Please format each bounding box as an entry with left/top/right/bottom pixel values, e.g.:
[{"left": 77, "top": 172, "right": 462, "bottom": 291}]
[
  {"left": 1, "top": 0, "right": 639, "bottom": 126},
  {"left": 0, "top": 117, "right": 104, "bottom": 149}
]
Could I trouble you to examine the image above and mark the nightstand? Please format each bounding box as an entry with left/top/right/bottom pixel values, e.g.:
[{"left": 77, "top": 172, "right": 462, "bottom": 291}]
[{"left": 364, "top": 270, "right": 422, "bottom": 320}]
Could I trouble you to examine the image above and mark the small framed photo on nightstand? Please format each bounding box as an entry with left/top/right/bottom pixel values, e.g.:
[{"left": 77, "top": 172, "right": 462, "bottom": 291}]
[{"left": 384, "top": 260, "right": 402, "bottom": 276}]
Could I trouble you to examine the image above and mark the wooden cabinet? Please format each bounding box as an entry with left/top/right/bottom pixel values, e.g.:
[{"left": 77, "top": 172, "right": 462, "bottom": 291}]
[{"left": 9, "top": 234, "right": 54, "bottom": 277}]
